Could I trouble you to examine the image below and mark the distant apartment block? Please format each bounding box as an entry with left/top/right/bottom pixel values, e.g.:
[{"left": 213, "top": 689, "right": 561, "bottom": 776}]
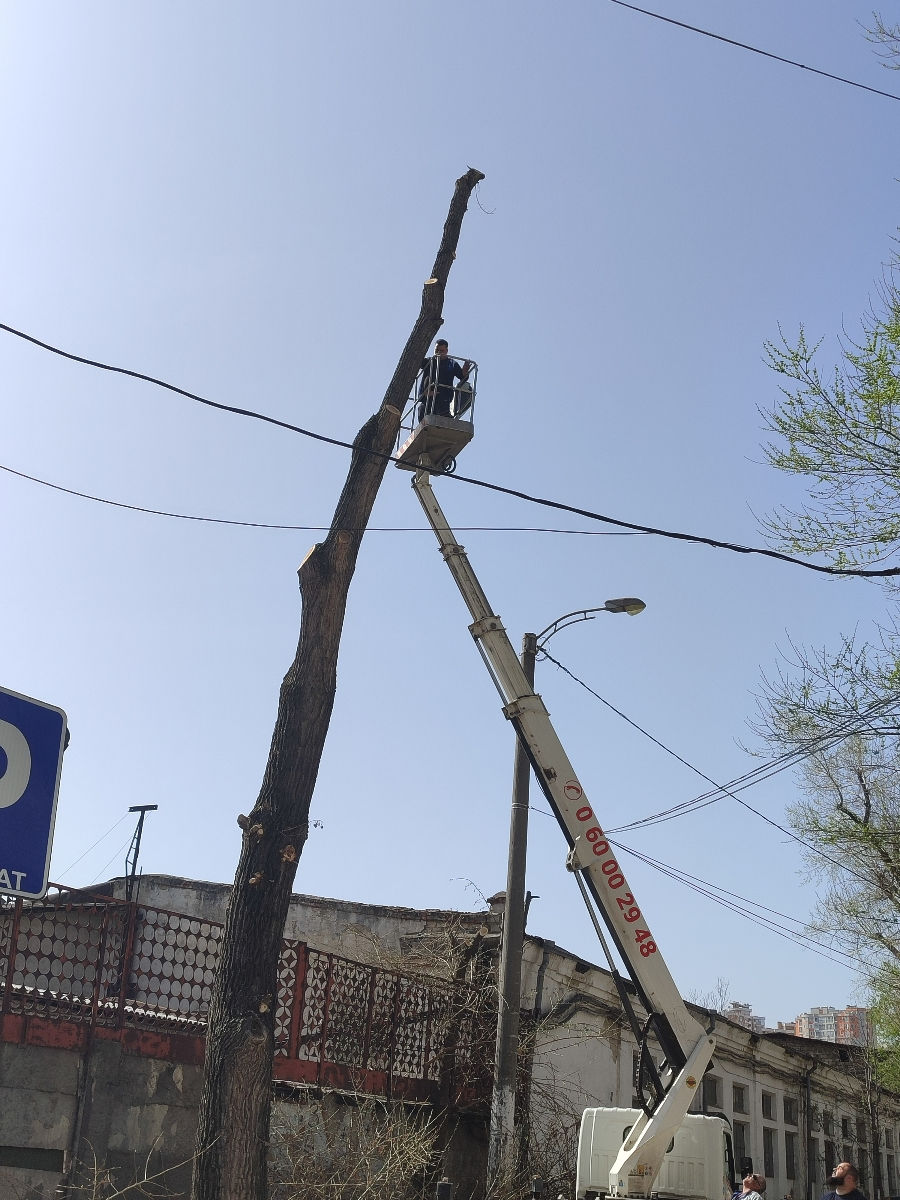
[
  {"left": 837, "top": 1006, "right": 872, "bottom": 1045},
  {"left": 795, "top": 1005, "right": 871, "bottom": 1045},
  {"left": 796, "top": 1007, "right": 837, "bottom": 1041},
  {"left": 724, "top": 1001, "right": 767, "bottom": 1033}
]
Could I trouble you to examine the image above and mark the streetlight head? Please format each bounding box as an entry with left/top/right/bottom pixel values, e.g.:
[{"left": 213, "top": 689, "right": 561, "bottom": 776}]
[{"left": 603, "top": 596, "right": 646, "bottom": 617}]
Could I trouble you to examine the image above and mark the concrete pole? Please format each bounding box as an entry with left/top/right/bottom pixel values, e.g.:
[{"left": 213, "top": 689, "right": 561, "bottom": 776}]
[{"left": 488, "top": 632, "right": 537, "bottom": 1189}]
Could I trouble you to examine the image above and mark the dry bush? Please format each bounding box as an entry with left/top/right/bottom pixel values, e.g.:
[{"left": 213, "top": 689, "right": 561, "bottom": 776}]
[
  {"left": 270, "top": 1095, "right": 443, "bottom": 1200},
  {"left": 280, "top": 917, "right": 622, "bottom": 1200},
  {"left": 54, "top": 1140, "right": 184, "bottom": 1199}
]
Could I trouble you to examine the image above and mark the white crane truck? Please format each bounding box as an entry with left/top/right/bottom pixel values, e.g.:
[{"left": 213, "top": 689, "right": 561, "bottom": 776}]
[{"left": 397, "top": 398, "right": 736, "bottom": 1200}]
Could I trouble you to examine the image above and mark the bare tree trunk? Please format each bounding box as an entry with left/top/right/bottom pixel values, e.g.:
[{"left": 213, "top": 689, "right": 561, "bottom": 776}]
[{"left": 191, "top": 167, "right": 484, "bottom": 1200}]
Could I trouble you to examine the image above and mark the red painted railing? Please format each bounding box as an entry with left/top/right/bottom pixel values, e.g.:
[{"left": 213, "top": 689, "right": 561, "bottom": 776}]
[{"left": 0, "top": 886, "right": 489, "bottom": 1104}]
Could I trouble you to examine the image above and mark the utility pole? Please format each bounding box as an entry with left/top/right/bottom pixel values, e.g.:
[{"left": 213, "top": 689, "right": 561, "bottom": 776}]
[
  {"left": 488, "top": 632, "right": 537, "bottom": 1189},
  {"left": 125, "top": 804, "right": 157, "bottom": 903},
  {"left": 486, "top": 600, "right": 645, "bottom": 1189}
]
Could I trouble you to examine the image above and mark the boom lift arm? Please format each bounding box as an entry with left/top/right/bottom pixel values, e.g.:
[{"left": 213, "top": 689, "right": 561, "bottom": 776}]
[{"left": 411, "top": 470, "right": 716, "bottom": 1198}]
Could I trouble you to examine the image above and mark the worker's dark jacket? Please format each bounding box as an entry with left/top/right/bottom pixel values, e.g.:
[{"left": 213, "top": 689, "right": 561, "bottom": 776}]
[{"left": 418, "top": 356, "right": 466, "bottom": 417}]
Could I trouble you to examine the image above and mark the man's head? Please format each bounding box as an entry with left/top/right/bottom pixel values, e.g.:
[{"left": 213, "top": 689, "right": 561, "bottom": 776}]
[
  {"left": 829, "top": 1164, "right": 859, "bottom": 1192},
  {"left": 743, "top": 1174, "right": 766, "bottom": 1193},
  {"left": 435, "top": 339, "right": 449, "bottom": 356}
]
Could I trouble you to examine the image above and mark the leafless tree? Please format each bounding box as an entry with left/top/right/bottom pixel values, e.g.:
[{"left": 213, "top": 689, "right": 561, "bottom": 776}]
[
  {"left": 191, "top": 168, "right": 485, "bottom": 1200},
  {"left": 686, "top": 977, "right": 731, "bottom": 1013}
]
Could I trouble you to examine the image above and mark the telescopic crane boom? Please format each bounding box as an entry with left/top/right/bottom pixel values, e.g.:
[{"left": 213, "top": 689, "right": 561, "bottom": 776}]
[{"left": 410, "top": 468, "right": 716, "bottom": 1198}]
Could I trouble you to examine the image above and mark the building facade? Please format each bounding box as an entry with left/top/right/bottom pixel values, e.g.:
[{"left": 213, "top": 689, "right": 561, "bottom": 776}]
[
  {"left": 2, "top": 875, "right": 899, "bottom": 1200},
  {"left": 517, "top": 933, "right": 900, "bottom": 1200}
]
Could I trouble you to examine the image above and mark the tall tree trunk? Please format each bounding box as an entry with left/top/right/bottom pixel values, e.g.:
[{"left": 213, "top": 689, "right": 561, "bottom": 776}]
[{"left": 191, "top": 167, "right": 484, "bottom": 1200}]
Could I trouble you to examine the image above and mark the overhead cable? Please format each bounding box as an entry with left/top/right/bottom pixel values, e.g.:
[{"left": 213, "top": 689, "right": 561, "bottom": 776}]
[
  {"left": 540, "top": 647, "right": 881, "bottom": 887},
  {"left": 88, "top": 836, "right": 135, "bottom": 887},
  {"left": 53, "top": 812, "right": 130, "bottom": 882},
  {"left": 608, "top": 694, "right": 900, "bottom": 832},
  {"left": 530, "top": 797, "right": 861, "bottom": 967},
  {"left": 3, "top": 320, "right": 900, "bottom": 579},
  {"left": 608, "top": 0, "right": 900, "bottom": 103},
  {"left": 610, "top": 837, "right": 859, "bottom": 968},
  {"left": 0, "top": 462, "right": 642, "bottom": 536}
]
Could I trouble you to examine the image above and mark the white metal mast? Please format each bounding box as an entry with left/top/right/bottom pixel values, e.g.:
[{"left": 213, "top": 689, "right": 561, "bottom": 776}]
[{"left": 410, "top": 468, "right": 716, "bottom": 1198}]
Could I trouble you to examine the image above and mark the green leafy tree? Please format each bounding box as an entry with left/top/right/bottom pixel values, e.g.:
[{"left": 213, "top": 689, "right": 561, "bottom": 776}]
[
  {"left": 778, "top": 735, "right": 900, "bottom": 970},
  {"left": 756, "top": 232, "right": 900, "bottom": 1089},
  {"left": 760, "top": 292, "right": 900, "bottom": 573},
  {"left": 871, "top": 962, "right": 900, "bottom": 1093},
  {"left": 755, "top": 6, "right": 900, "bottom": 1144},
  {"left": 755, "top": 251, "right": 900, "bottom": 754}
]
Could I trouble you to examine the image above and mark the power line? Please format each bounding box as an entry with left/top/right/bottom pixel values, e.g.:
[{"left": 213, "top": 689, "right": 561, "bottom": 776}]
[
  {"left": 3, "top": 319, "right": 900, "bottom": 580},
  {"left": 608, "top": 0, "right": 900, "bottom": 103},
  {"left": 610, "top": 837, "right": 859, "bottom": 968},
  {"left": 0, "top": 321, "right": 356, "bottom": 455},
  {"left": 0, "top": 462, "right": 644, "bottom": 536},
  {"left": 608, "top": 695, "right": 900, "bottom": 832},
  {"left": 88, "top": 835, "right": 135, "bottom": 887},
  {"left": 530, "top": 798, "right": 860, "bottom": 967},
  {"left": 53, "top": 812, "right": 130, "bottom": 881},
  {"left": 539, "top": 647, "right": 882, "bottom": 887}
]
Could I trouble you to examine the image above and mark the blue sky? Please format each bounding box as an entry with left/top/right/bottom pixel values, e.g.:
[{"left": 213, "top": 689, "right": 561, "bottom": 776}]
[{"left": 1, "top": 2, "right": 897, "bottom": 1023}]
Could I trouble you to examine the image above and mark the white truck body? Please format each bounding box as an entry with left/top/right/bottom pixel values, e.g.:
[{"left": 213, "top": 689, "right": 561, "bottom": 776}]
[{"left": 577, "top": 1109, "right": 734, "bottom": 1200}]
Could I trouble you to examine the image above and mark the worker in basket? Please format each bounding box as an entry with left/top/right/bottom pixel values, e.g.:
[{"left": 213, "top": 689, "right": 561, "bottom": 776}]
[{"left": 417, "top": 339, "right": 472, "bottom": 421}]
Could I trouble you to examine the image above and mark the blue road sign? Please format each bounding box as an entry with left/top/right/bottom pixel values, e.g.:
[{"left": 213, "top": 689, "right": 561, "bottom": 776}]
[{"left": 0, "top": 685, "right": 67, "bottom": 900}]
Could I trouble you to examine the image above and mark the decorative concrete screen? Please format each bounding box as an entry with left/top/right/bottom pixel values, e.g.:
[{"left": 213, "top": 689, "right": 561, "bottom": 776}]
[{"left": 0, "top": 887, "right": 489, "bottom": 1104}]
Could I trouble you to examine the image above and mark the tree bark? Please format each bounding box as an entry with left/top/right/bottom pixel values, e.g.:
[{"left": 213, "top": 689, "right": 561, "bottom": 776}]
[{"left": 191, "top": 167, "right": 485, "bottom": 1200}]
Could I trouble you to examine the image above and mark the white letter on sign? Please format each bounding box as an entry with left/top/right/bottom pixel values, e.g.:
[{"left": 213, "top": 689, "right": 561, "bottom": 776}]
[{"left": 0, "top": 720, "right": 32, "bottom": 809}]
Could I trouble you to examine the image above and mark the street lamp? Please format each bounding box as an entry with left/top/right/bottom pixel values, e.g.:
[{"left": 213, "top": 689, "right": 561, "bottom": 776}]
[
  {"left": 487, "top": 597, "right": 647, "bottom": 1188},
  {"left": 534, "top": 598, "right": 646, "bottom": 646}
]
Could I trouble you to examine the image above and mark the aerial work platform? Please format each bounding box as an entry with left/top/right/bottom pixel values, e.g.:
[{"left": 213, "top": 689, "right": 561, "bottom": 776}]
[
  {"left": 395, "top": 355, "right": 478, "bottom": 474},
  {"left": 395, "top": 412, "right": 474, "bottom": 474}
]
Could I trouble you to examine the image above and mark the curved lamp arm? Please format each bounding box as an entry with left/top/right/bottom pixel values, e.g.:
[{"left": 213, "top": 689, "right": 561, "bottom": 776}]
[{"left": 535, "top": 597, "right": 646, "bottom": 651}]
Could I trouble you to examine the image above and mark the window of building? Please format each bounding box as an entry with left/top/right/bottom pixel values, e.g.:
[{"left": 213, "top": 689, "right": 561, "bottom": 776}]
[
  {"left": 824, "top": 1141, "right": 836, "bottom": 1176},
  {"left": 785, "top": 1131, "right": 797, "bottom": 1179},
  {"left": 734, "top": 1122, "right": 750, "bottom": 1168},
  {"left": 764, "top": 1127, "right": 776, "bottom": 1178},
  {"left": 857, "top": 1117, "right": 867, "bottom": 1144},
  {"left": 823, "top": 1113, "right": 834, "bottom": 1138},
  {"left": 842, "top": 1117, "right": 852, "bottom": 1140},
  {"left": 703, "top": 1076, "right": 721, "bottom": 1111},
  {"left": 733, "top": 1085, "right": 747, "bottom": 1115},
  {"left": 0, "top": 1148, "right": 64, "bottom": 1172},
  {"left": 808, "top": 1138, "right": 821, "bottom": 1187},
  {"left": 784, "top": 1097, "right": 798, "bottom": 1126},
  {"left": 842, "top": 1145, "right": 853, "bottom": 1169},
  {"left": 887, "top": 1154, "right": 896, "bottom": 1194},
  {"left": 762, "top": 1092, "right": 775, "bottom": 1122}
]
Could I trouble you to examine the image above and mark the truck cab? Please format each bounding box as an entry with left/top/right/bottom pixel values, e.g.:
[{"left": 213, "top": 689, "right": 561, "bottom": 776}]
[{"left": 577, "top": 1109, "right": 736, "bottom": 1200}]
